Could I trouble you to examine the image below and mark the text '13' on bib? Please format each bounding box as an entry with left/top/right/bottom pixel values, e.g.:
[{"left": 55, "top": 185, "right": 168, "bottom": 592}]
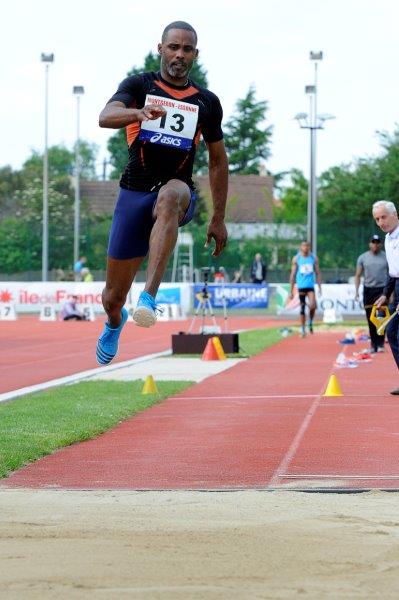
[{"left": 139, "top": 94, "right": 199, "bottom": 150}]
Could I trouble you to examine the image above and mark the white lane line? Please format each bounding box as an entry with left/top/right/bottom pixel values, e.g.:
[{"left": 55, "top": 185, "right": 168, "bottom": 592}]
[
  {"left": 0, "top": 350, "right": 171, "bottom": 404},
  {"left": 281, "top": 474, "right": 399, "bottom": 480},
  {"left": 267, "top": 390, "right": 324, "bottom": 489},
  {"left": 175, "top": 394, "right": 317, "bottom": 400},
  {"left": 175, "top": 394, "right": 394, "bottom": 401}
]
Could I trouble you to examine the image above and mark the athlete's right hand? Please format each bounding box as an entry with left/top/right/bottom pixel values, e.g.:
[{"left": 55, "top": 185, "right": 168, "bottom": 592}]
[{"left": 139, "top": 104, "right": 167, "bottom": 121}]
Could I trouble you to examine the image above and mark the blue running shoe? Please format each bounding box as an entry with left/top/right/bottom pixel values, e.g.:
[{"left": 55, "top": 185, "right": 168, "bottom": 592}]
[
  {"left": 133, "top": 291, "right": 159, "bottom": 328},
  {"left": 96, "top": 307, "right": 128, "bottom": 365}
]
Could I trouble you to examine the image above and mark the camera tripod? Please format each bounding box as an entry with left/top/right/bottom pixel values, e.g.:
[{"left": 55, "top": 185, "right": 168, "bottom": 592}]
[
  {"left": 188, "top": 269, "right": 229, "bottom": 334},
  {"left": 188, "top": 270, "right": 220, "bottom": 334}
]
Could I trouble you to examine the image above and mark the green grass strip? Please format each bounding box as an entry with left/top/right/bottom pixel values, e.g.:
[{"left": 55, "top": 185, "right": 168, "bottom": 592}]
[
  {"left": 237, "top": 326, "right": 285, "bottom": 357},
  {"left": 0, "top": 380, "right": 192, "bottom": 478}
]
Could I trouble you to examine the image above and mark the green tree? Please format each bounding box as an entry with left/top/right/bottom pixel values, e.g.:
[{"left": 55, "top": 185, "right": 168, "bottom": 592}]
[
  {"left": 0, "top": 180, "right": 74, "bottom": 273},
  {"left": 376, "top": 127, "right": 399, "bottom": 202},
  {"left": 0, "top": 142, "right": 98, "bottom": 274},
  {"left": 22, "top": 141, "right": 98, "bottom": 182},
  {"left": 0, "top": 166, "right": 23, "bottom": 215},
  {"left": 273, "top": 169, "right": 307, "bottom": 224},
  {"left": 224, "top": 86, "right": 273, "bottom": 174},
  {"left": 106, "top": 51, "right": 209, "bottom": 178}
]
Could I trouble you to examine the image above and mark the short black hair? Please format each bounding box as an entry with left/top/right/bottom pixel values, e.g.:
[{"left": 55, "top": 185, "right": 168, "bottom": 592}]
[{"left": 162, "top": 21, "right": 197, "bottom": 44}]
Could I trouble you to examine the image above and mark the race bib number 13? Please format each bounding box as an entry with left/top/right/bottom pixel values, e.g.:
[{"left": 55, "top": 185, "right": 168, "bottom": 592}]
[{"left": 139, "top": 94, "right": 199, "bottom": 150}]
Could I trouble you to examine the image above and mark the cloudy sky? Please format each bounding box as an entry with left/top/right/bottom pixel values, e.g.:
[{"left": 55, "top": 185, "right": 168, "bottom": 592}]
[{"left": 2, "top": 0, "right": 398, "bottom": 179}]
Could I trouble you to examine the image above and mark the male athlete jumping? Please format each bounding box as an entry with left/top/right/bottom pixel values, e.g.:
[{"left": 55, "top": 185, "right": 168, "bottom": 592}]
[{"left": 96, "top": 21, "right": 228, "bottom": 365}]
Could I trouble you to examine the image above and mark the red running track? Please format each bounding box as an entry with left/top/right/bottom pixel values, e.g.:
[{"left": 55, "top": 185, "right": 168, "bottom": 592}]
[
  {"left": 0, "top": 314, "right": 286, "bottom": 394},
  {"left": 3, "top": 330, "right": 399, "bottom": 491}
]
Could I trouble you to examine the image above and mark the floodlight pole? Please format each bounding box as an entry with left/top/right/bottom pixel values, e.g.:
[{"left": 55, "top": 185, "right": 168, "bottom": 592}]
[
  {"left": 41, "top": 53, "right": 54, "bottom": 282},
  {"left": 73, "top": 86, "right": 85, "bottom": 266},
  {"left": 309, "top": 52, "right": 325, "bottom": 256},
  {"left": 301, "top": 52, "right": 322, "bottom": 256},
  {"left": 295, "top": 54, "right": 335, "bottom": 256},
  {"left": 308, "top": 82, "right": 318, "bottom": 257}
]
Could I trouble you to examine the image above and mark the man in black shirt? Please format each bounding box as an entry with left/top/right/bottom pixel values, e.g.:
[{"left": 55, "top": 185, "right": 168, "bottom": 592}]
[{"left": 96, "top": 21, "right": 228, "bottom": 365}]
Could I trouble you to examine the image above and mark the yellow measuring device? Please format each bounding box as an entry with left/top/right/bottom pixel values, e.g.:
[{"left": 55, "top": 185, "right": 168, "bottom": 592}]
[{"left": 369, "top": 305, "right": 392, "bottom": 335}]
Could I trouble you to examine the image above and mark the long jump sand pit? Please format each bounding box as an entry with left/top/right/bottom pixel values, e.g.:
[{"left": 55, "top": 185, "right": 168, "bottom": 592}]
[{"left": 1, "top": 488, "right": 399, "bottom": 599}]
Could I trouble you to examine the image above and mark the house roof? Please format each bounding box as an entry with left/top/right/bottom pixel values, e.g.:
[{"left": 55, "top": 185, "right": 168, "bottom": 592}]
[
  {"left": 195, "top": 174, "right": 274, "bottom": 223},
  {"left": 80, "top": 174, "right": 275, "bottom": 223}
]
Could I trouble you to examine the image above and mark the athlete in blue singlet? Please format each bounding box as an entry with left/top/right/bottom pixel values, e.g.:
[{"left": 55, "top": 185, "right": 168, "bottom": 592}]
[
  {"left": 289, "top": 241, "right": 322, "bottom": 337},
  {"left": 95, "top": 21, "right": 228, "bottom": 365}
]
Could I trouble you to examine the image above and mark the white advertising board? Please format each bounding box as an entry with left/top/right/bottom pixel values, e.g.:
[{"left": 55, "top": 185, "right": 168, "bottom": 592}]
[
  {"left": 273, "top": 283, "right": 365, "bottom": 316},
  {"left": 0, "top": 282, "right": 192, "bottom": 315}
]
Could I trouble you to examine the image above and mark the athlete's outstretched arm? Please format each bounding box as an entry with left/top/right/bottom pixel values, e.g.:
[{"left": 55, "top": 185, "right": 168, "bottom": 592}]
[
  {"left": 99, "top": 101, "right": 166, "bottom": 129},
  {"left": 289, "top": 257, "right": 298, "bottom": 298},
  {"left": 205, "top": 139, "right": 228, "bottom": 257}
]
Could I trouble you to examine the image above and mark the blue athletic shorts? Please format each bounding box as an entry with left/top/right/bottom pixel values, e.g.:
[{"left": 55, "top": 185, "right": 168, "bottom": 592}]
[{"left": 107, "top": 187, "right": 197, "bottom": 259}]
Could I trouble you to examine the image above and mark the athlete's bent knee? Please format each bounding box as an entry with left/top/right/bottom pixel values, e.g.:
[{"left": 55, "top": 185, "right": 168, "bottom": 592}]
[
  {"left": 155, "top": 189, "right": 180, "bottom": 220},
  {"left": 102, "top": 287, "right": 126, "bottom": 314}
]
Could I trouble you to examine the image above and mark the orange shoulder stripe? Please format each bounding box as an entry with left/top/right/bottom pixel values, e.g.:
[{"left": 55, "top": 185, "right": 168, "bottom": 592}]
[{"left": 154, "top": 80, "right": 198, "bottom": 100}]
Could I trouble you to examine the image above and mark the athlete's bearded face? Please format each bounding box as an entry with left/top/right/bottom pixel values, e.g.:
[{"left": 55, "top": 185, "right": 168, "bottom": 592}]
[{"left": 158, "top": 29, "right": 198, "bottom": 84}]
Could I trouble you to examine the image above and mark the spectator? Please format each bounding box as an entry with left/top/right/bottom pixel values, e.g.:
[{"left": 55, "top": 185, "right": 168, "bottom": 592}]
[
  {"left": 354, "top": 234, "right": 388, "bottom": 353},
  {"left": 81, "top": 267, "right": 94, "bottom": 282},
  {"left": 73, "top": 256, "right": 87, "bottom": 282},
  {"left": 59, "top": 295, "right": 87, "bottom": 321},
  {"left": 55, "top": 268, "right": 66, "bottom": 281},
  {"left": 250, "top": 253, "right": 267, "bottom": 284},
  {"left": 214, "top": 266, "right": 229, "bottom": 284},
  {"left": 232, "top": 266, "right": 244, "bottom": 283}
]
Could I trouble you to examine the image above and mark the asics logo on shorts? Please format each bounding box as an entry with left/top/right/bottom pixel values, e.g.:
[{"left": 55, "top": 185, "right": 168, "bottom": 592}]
[{"left": 149, "top": 132, "right": 181, "bottom": 147}]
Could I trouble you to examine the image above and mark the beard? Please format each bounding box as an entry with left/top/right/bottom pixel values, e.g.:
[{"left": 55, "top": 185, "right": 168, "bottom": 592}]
[{"left": 163, "top": 58, "right": 191, "bottom": 80}]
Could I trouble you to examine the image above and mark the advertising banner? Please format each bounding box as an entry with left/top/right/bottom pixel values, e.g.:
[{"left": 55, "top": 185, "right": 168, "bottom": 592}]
[
  {"left": 274, "top": 283, "right": 364, "bottom": 316},
  {"left": 193, "top": 283, "right": 269, "bottom": 309},
  {"left": 0, "top": 282, "right": 186, "bottom": 313}
]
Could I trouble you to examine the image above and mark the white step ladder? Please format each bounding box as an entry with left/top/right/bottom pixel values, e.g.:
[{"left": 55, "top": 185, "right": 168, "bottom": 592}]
[{"left": 171, "top": 232, "right": 194, "bottom": 283}]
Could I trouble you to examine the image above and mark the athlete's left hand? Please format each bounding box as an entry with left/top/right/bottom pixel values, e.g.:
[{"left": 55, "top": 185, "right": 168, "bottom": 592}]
[{"left": 205, "top": 217, "right": 228, "bottom": 257}]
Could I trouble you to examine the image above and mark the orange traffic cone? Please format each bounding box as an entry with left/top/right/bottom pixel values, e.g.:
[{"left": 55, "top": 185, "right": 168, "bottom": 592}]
[
  {"left": 212, "top": 336, "right": 226, "bottom": 360},
  {"left": 202, "top": 338, "right": 220, "bottom": 360},
  {"left": 323, "top": 374, "right": 343, "bottom": 396}
]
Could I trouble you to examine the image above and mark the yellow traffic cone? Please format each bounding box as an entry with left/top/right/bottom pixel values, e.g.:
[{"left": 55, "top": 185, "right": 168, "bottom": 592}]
[
  {"left": 212, "top": 336, "right": 226, "bottom": 360},
  {"left": 323, "top": 374, "right": 343, "bottom": 396},
  {"left": 142, "top": 375, "right": 158, "bottom": 394}
]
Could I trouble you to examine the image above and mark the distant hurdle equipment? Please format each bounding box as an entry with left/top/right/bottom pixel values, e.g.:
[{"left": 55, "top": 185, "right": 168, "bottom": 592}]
[
  {"left": 156, "top": 303, "right": 185, "bottom": 321},
  {"left": 323, "top": 308, "right": 343, "bottom": 324},
  {"left": 39, "top": 304, "right": 56, "bottom": 321},
  {"left": 80, "top": 304, "right": 96, "bottom": 321},
  {"left": 0, "top": 303, "right": 17, "bottom": 320}
]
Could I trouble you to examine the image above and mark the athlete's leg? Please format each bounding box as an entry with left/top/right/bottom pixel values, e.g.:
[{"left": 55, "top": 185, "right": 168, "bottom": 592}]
[
  {"left": 307, "top": 290, "right": 317, "bottom": 332},
  {"left": 96, "top": 257, "right": 144, "bottom": 365},
  {"left": 145, "top": 179, "right": 191, "bottom": 297},
  {"left": 298, "top": 291, "right": 307, "bottom": 336},
  {"left": 102, "top": 257, "right": 144, "bottom": 327}
]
